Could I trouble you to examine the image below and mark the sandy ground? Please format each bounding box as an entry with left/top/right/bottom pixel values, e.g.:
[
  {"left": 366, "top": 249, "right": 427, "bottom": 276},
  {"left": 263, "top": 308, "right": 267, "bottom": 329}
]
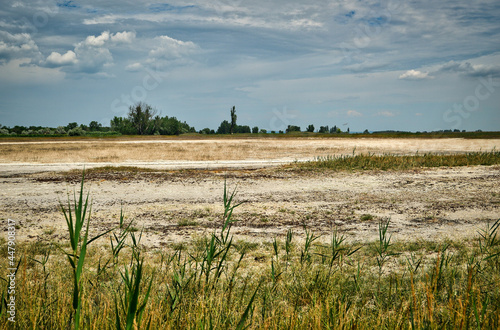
[
  {"left": 1, "top": 137, "right": 498, "bottom": 164},
  {"left": 1, "top": 163, "right": 499, "bottom": 248},
  {"left": 1, "top": 137, "right": 499, "bottom": 248},
  {"left": 0, "top": 159, "right": 304, "bottom": 176}
]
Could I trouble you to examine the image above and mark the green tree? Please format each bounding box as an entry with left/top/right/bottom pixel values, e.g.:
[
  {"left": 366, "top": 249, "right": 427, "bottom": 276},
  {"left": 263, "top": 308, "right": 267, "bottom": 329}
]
[
  {"left": 252, "top": 126, "right": 259, "bottom": 134},
  {"left": 89, "top": 121, "right": 102, "bottom": 131},
  {"left": 128, "top": 102, "right": 157, "bottom": 135},
  {"left": 217, "top": 120, "right": 231, "bottom": 134},
  {"left": 158, "top": 116, "right": 181, "bottom": 135},
  {"left": 12, "top": 126, "right": 26, "bottom": 135},
  {"left": 236, "top": 125, "right": 251, "bottom": 133},
  {"left": 330, "top": 125, "right": 340, "bottom": 134},
  {"left": 286, "top": 125, "right": 301, "bottom": 133},
  {"left": 199, "top": 128, "right": 212, "bottom": 134},
  {"left": 66, "top": 122, "right": 78, "bottom": 131},
  {"left": 306, "top": 124, "right": 315, "bottom": 132},
  {"left": 230, "top": 106, "right": 237, "bottom": 134},
  {"left": 145, "top": 115, "right": 195, "bottom": 135},
  {"left": 110, "top": 116, "right": 136, "bottom": 135}
]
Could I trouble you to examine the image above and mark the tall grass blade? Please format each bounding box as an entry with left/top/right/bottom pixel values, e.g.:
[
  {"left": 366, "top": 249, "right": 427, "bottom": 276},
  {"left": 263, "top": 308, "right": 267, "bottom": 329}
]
[{"left": 236, "top": 281, "right": 261, "bottom": 330}]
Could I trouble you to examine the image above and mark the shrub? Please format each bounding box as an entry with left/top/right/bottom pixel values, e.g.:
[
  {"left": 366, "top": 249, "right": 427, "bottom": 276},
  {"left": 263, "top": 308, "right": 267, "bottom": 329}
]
[
  {"left": 55, "top": 126, "right": 67, "bottom": 134},
  {"left": 360, "top": 214, "right": 374, "bottom": 221},
  {"left": 68, "top": 127, "right": 86, "bottom": 136}
]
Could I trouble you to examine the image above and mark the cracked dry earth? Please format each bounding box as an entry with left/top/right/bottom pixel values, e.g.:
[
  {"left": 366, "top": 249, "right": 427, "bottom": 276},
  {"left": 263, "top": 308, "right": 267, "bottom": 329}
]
[{"left": 1, "top": 165, "right": 499, "bottom": 248}]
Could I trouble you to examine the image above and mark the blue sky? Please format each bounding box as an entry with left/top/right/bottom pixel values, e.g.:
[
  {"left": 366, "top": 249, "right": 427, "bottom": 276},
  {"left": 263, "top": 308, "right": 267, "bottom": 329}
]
[{"left": 0, "top": 0, "right": 499, "bottom": 132}]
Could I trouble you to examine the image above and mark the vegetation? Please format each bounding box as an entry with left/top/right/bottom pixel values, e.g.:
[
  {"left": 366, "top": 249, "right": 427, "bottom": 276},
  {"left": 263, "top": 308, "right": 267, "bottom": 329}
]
[
  {"left": 216, "top": 120, "right": 231, "bottom": 134},
  {"left": 1, "top": 101, "right": 499, "bottom": 138},
  {"left": 1, "top": 175, "right": 499, "bottom": 328},
  {"left": 214, "top": 107, "right": 251, "bottom": 134},
  {"left": 0, "top": 123, "right": 121, "bottom": 138},
  {"left": 127, "top": 102, "right": 157, "bottom": 135},
  {"left": 295, "top": 151, "right": 500, "bottom": 171},
  {"left": 111, "top": 102, "right": 196, "bottom": 135},
  {"left": 230, "top": 106, "right": 237, "bottom": 135},
  {"left": 286, "top": 125, "right": 301, "bottom": 133}
]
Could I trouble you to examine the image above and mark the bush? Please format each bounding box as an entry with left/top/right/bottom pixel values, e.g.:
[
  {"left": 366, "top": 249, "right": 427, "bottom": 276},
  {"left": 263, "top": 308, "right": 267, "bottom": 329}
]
[
  {"left": 55, "top": 126, "right": 67, "bottom": 135},
  {"left": 36, "top": 128, "right": 53, "bottom": 135},
  {"left": 68, "top": 127, "right": 86, "bottom": 136},
  {"left": 199, "top": 128, "right": 212, "bottom": 135}
]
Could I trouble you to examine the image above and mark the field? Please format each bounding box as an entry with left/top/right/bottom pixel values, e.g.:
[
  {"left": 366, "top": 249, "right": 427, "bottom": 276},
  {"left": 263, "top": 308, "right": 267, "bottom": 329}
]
[{"left": 1, "top": 136, "right": 500, "bottom": 328}]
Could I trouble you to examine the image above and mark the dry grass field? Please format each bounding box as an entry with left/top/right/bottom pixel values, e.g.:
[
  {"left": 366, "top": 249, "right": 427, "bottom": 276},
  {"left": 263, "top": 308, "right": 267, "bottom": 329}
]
[
  {"left": 0, "top": 137, "right": 498, "bottom": 163},
  {"left": 1, "top": 136, "right": 499, "bottom": 328}
]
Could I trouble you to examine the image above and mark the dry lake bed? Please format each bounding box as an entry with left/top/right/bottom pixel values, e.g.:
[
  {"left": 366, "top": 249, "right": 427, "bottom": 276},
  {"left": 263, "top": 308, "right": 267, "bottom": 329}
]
[{"left": 1, "top": 137, "right": 499, "bottom": 247}]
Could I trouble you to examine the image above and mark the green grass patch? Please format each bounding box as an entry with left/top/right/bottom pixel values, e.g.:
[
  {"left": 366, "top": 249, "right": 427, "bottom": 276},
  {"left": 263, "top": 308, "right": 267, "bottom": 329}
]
[
  {"left": 177, "top": 218, "right": 199, "bottom": 227},
  {"left": 296, "top": 151, "right": 500, "bottom": 171},
  {"left": 360, "top": 214, "right": 374, "bottom": 221}
]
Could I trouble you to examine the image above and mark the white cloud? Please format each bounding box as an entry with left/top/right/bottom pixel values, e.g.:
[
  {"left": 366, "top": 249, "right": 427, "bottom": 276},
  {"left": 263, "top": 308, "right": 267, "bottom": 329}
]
[
  {"left": 81, "top": 31, "right": 135, "bottom": 47},
  {"left": 45, "top": 50, "right": 77, "bottom": 67},
  {"left": 73, "top": 43, "right": 113, "bottom": 74},
  {"left": 111, "top": 31, "right": 136, "bottom": 44},
  {"left": 0, "top": 31, "right": 41, "bottom": 62},
  {"left": 83, "top": 31, "right": 111, "bottom": 47},
  {"left": 83, "top": 15, "right": 118, "bottom": 25},
  {"left": 149, "top": 36, "right": 198, "bottom": 60},
  {"left": 437, "top": 60, "right": 500, "bottom": 78},
  {"left": 375, "top": 111, "right": 396, "bottom": 117},
  {"left": 399, "top": 70, "right": 432, "bottom": 80},
  {"left": 125, "top": 62, "right": 143, "bottom": 72},
  {"left": 39, "top": 31, "right": 135, "bottom": 74},
  {"left": 145, "top": 35, "right": 200, "bottom": 69},
  {"left": 347, "top": 110, "right": 363, "bottom": 117}
]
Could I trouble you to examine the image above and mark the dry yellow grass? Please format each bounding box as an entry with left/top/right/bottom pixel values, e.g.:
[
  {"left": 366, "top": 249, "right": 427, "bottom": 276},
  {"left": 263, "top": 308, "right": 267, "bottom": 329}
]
[{"left": 0, "top": 137, "right": 498, "bottom": 163}]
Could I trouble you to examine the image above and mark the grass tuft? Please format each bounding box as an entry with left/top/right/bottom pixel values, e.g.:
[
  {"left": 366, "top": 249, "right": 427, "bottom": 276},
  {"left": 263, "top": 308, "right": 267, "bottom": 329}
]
[{"left": 296, "top": 151, "right": 500, "bottom": 171}]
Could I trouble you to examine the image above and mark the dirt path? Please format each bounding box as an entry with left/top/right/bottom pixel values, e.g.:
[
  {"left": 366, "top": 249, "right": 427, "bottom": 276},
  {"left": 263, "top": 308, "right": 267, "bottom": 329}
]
[{"left": 2, "top": 165, "right": 499, "bottom": 248}]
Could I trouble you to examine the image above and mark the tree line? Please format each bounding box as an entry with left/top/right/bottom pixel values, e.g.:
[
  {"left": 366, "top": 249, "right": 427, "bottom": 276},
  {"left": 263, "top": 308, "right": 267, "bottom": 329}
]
[
  {"left": 1, "top": 102, "right": 485, "bottom": 137},
  {"left": 1, "top": 102, "right": 348, "bottom": 137},
  {"left": 110, "top": 102, "right": 195, "bottom": 135}
]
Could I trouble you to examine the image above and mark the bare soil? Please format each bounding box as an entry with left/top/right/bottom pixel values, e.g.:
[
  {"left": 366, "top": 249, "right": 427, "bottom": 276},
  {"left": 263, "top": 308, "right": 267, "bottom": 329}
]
[{"left": 1, "top": 162, "right": 499, "bottom": 248}]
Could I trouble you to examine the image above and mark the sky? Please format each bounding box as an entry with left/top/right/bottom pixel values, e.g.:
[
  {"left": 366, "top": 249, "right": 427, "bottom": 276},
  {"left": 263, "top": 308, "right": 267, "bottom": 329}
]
[{"left": 0, "top": 0, "right": 499, "bottom": 133}]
